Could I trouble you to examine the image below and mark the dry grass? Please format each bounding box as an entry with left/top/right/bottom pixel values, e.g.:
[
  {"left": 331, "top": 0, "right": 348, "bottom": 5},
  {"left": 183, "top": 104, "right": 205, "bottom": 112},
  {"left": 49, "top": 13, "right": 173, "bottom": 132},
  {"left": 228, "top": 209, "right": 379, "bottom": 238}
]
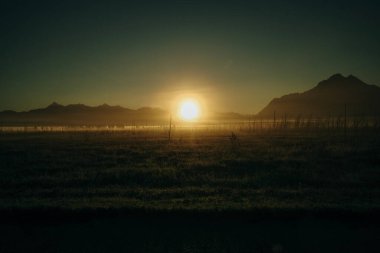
[{"left": 0, "top": 127, "right": 379, "bottom": 213}]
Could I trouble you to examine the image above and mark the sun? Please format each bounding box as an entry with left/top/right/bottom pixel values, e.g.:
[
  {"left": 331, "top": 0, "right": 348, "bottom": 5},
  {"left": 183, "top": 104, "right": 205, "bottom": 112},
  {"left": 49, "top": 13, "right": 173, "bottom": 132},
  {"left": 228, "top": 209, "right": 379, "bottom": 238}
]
[{"left": 178, "top": 99, "right": 200, "bottom": 121}]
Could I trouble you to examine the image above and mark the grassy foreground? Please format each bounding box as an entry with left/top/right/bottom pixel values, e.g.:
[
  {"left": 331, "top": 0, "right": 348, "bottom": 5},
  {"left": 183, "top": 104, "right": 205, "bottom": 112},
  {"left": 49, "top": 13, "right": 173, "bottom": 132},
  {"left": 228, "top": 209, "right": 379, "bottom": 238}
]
[{"left": 0, "top": 128, "right": 379, "bottom": 214}]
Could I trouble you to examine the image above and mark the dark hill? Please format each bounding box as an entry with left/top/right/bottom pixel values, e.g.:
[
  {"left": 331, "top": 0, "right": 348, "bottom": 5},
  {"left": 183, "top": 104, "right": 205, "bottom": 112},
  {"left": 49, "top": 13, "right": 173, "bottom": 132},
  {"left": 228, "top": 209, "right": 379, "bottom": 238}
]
[
  {"left": 0, "top": 103, "right": 168, "bottom": 126},
  {"left": 0, "top": 103, "right": 249, "bottom": 126},
  {"left": 257, "top": 74, "right": 380, "bottom": 118}
]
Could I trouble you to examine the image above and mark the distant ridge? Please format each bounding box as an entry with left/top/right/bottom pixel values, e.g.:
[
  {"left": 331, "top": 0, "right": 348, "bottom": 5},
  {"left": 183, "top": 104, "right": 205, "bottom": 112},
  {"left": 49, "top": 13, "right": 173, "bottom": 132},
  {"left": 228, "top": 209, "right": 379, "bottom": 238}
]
[
  {"left": 0, "top": 103, "right": 247, "bottom": 125},
  {"left": 257, "top": 74, "right": 380, "bottom": 118},
  {"left": 29, "top": 102, "right": 130, "bottom": 114},
  {"left": 0, "top": 103, "right": 169, "bottom": 125}
]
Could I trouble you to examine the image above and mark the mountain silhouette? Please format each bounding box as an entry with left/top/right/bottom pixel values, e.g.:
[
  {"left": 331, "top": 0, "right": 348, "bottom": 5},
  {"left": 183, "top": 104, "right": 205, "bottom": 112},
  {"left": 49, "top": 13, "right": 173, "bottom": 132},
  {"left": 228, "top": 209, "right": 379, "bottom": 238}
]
[
  {"left": 257, "top": 74, "right": 380, "bottom": 118},
  {"left": 0, "top": 103, "right": 168, "bottom": 125},
  {"left": 0, "top": 102, "right": 248, "bottom": 125}
]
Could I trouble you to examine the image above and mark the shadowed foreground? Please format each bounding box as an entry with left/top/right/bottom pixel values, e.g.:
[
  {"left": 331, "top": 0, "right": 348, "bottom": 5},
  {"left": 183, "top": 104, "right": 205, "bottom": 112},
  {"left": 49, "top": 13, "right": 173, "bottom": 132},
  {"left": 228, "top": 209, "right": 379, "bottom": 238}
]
[
  {"left": 0, "top": 128, "right": 379, "bottom": 252},
  {"left": 1, "top": 214, "right": 379, "bottom": 253},
  {"left": 0, "top": 128, "right": 379, "bottom": 212}
]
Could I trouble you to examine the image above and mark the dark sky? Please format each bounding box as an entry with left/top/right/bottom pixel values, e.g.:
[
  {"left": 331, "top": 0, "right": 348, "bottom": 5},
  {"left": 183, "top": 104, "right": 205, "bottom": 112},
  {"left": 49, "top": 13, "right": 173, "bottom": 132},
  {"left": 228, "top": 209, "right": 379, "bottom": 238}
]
[{"left": 1, "top": 0, "right": 379, "bottom": 113}]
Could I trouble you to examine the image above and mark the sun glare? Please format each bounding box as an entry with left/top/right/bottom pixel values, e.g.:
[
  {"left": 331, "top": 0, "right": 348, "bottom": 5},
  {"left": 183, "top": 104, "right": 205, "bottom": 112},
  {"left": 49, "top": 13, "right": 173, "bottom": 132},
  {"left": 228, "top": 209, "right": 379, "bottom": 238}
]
[{"left": 179, "top": 100, "right": 200, "bottom": 121}]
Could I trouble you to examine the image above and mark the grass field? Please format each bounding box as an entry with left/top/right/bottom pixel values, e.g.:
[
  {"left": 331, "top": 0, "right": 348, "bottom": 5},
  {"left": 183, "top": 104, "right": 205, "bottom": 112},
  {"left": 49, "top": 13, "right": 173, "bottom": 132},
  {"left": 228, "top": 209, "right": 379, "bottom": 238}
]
[
  {"left": 0, "top": 127, "right": 379, "bottom": 213},
  {"left": 1, "top": 127, "right": 380, "bottom": 252}
]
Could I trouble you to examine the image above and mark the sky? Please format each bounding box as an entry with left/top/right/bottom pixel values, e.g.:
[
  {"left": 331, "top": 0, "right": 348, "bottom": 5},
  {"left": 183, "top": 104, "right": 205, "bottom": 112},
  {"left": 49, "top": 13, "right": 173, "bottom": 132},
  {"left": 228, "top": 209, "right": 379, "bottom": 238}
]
[{"left": 1, "top": 0, "right": 379, "bottom": 114}]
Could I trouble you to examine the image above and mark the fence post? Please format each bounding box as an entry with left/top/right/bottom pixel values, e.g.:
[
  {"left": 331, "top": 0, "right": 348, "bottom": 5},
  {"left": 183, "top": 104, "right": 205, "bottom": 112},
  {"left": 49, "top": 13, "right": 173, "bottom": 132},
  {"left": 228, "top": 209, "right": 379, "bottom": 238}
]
[
  {"left": 168, "top": 114, "right": 172, "bottom": 142},
  {"left": 344, "top": 104, "right": 347, "bottom": 140}
]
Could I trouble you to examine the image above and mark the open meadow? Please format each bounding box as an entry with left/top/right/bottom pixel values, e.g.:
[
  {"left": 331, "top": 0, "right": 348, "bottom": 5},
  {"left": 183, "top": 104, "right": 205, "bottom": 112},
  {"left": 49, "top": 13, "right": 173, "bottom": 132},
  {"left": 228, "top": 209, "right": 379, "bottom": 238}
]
[
  {"left": 0, "top": 125, "right": 379, "bottom": 252},
  {"left": 0, "top": 124, "right": 379, "bottom": 212}
]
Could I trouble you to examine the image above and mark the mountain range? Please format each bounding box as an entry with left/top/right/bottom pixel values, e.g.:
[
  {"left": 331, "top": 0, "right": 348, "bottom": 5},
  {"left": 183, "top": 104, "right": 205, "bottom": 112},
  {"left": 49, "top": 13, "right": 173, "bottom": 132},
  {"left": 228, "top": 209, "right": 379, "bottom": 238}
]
[
  {"left": 0, "top": 103, "right": 246, "bottom": 125},
  {"left": 257, "top": 74, "right": 380, "bottom": 118},
  {"left": 1, "top": 74, "right": 380, "bottom": 125},
  {"left": 0, "top": 103, "right": 169, "bottom": 125}
]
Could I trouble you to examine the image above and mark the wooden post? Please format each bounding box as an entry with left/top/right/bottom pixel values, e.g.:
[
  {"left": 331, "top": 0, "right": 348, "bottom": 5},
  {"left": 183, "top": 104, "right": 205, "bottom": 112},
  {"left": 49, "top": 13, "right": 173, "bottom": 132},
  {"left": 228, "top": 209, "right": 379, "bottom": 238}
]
[
  {"left": 273, "top": 111, "right": 276, "bottom": 129},
  {"left": 284, "top": 113, "right": 287, "bottom": 129},
  {"left": 344, "top": 104, "right": 347, "bottom": 140},
  {"left": 168, "top": 114, "right": 172, "bottom": 142}
]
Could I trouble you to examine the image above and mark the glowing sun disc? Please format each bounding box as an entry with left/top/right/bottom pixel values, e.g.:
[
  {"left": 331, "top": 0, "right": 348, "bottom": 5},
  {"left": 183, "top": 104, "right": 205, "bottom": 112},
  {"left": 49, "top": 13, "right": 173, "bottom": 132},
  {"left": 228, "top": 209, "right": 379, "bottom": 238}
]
[{"left": 179, "top": 100, "right": 200, "bottom": 121}]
